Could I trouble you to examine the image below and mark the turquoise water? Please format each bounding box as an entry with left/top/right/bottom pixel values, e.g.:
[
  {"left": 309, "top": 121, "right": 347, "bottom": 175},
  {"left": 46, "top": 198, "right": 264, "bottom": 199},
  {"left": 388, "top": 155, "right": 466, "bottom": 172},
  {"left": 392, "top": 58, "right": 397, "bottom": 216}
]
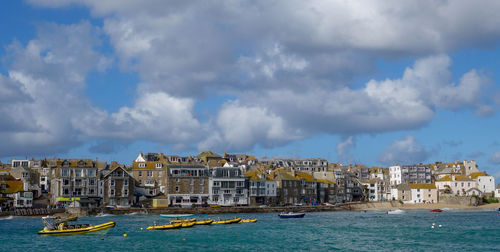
[{"left": 1, "top": 210, "right": 500, "bottom": 251}]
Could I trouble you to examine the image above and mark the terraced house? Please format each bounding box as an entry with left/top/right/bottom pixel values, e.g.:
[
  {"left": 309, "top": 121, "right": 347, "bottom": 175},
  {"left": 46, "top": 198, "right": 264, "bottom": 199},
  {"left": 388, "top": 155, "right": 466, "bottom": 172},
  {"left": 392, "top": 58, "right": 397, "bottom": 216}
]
[
  {"left": 131, "top": 152, "right": 165, "bottom": 197},
  {"left": 245, "top": 169, "right": 277, "bottom": 206},
  {"left": 166, "top": 164, "right": 210, "bottom": 207},
  {"left": 272, "top": 169, "right": 301, "bottom": 205},
  {"left": 48, "top": 159, "right": 101, "bottom": 208},
  {"left": 209, "top": 165, "right": 248, "bottom": 206},
  {"left": 99, "top": 164, "right": 134, "bottom": 208}
]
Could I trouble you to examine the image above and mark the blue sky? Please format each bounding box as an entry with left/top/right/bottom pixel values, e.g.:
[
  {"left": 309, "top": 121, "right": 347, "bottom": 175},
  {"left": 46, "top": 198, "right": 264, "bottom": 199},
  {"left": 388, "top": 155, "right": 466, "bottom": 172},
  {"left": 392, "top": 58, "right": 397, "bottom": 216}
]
[{"left": 1, "top": 1, "right": 500, "bottom": 180}]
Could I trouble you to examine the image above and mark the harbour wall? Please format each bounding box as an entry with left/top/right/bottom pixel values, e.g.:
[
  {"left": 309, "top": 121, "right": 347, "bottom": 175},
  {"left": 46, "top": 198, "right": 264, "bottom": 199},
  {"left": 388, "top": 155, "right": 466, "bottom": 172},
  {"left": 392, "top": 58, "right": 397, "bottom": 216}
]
[{"left": 0, "top": 208, "right": 64, "bottom": 217}]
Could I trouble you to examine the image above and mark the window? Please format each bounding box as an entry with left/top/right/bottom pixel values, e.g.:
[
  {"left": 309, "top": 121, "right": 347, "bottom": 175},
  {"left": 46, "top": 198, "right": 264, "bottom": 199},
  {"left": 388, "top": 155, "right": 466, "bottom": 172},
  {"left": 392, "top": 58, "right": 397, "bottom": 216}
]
[
  {"left": 63, "top": 179, "right": 70, "bottom": 186},
  {"left": 110, "top": 189, "right": 115, "bottom": 196},
  {"left": 147, "top": 171, "right": 153, "bottom": 177},
  {"left": 176, "top": 178, "right": 180, "bottom": 183},
  {"left": 213, "top": 189, "right": 219, "bottom": 194},
  {"left": 236, "top": 181, "right": 244, "bottom": 187},
  {"left": 124, "top": 189, "right": 128, "bottom": 196},
  {"left": 417, "top": 194, "right": 420, "bottom": 198},
  {"left": 417, "top": 189, "right": 420, "bottom": 192},
  {"left": 199, "top": 178, "right": 204, "bottom": 185},
  {"left": 62, "top": 169, "right": 69, "bottom": 177},
  {"left": 75, "top": 169, "right": 82, "bottom": 177},
  {"left": 190, "top": 178, "right": 194, "bottom": 185},
  {"left": 139, "top": 163, "right": 145, "bottom": 168},
  {"left": 138, "top": 171, "right": 142, "bottom": 177},
  {"left": 124, "top": 179, "right": 128, "bottom": 186},
  {"left": 234, "top": 197, "right": 239, "bottom": 203},
  {"left": 89, "top": 188, "right": 95, "bottom": 195},
  {"left": 236, "top": 189, "right": 243, "bottom": 194},
  {"left": 89, "top": 179, "right": 95, "bottom": 186},
  {"left": 158, "top": 171, "right": 162, "bottom": 177},
  {"left": 122, "top": 198, "right": 128, "bottom": 206},
  {"left": 175, "top": 186, "right": 179, "bottom": 192},
  {"left": 156, "top": 163, "right": 162, "bottom": 169},
  {"left": 88, "top": 169, "right": 96, "bottom": 177},
  {"left": 110, "top": 180, "right": 115, "bottom": 186},
  {"left": 199, "top": 186, "right": 203, "bottom": 194},
  {"left": 63, "top": 188, "right": 69, "bottom": 195},
  {"left": 109, "top": 198, "right": 114, "bottom": 205}
]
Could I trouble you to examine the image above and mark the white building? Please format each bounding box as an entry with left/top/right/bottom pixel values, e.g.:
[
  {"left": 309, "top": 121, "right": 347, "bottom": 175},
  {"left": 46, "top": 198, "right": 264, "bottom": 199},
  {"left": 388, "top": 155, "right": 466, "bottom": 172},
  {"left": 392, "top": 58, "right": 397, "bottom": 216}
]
[
  {"left": 435, "top": 175, "right": 477, "bottom": 196},
  {"left": 209, "top": 167, "right": 248, "bottom": 206},
  {"left": 389, "top": 166, "right": 402, "bottom": 186},
  {"left": 477, "top": 175, "right": 495, "bottom": 194}
]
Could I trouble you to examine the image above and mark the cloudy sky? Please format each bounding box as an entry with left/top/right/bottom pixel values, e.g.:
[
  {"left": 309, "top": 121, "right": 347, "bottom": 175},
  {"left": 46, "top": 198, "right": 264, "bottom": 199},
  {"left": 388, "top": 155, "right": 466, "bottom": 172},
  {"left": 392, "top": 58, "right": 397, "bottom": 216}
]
[{"left": 1, "top": 1, "right": 500, "bottom": 177}]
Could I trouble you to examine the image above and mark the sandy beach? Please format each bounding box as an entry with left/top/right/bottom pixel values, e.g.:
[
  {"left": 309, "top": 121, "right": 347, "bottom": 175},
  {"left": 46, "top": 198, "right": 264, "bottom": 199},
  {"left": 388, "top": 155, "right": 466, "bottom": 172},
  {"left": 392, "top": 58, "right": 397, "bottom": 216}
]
[{"left": 348, "top": 202, "right": 500, "bottom": 211}]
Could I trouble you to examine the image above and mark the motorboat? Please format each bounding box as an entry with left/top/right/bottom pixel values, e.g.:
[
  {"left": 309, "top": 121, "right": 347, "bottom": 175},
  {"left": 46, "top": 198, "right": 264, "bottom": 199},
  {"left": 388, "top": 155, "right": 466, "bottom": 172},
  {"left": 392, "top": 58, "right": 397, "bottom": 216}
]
[
  {"left": 278, "top": 212, "right": 305, "bottom": 218},
  {"left": 194, "top": 219, "right": 213, "bottom": 225},
  {"left": 160, "top": 214, "right": 195, "bottom": 218},
  {"left": 240, "top": 218, "right": 258, "bottom": 223},
  {"left": 65, "top": 216, "right": 78, "bottom": 222},
  {"left": 170, "top": 218, "right": 196, "bottom": 223},
  {"left": 212, "top": 218, "right": 242, "bottom": 224},
  {"left": 38, "top": 216, "right": 115, "bottom": 235},
  {"left": 387, "top": 209, "right": 406, "bottom": 215},
  {"left": 430, "top": 209, "right": 443, "bottom": 213},
  {"left": 146, "top": 222, "right": 182, "bottom": 230}
]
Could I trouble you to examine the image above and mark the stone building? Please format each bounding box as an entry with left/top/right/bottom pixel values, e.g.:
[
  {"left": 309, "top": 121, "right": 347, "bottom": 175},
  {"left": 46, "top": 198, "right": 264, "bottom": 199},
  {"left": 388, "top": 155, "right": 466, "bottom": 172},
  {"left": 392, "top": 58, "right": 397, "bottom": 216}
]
[
  {"left": 48, "top": 159, "right": 100, "bottom": 207},
  {"left": 166, "top": 164, "right": 210, "bottom": 207},
  {"left": 99, "top": 165, "right": 134, "bottom": 208}
]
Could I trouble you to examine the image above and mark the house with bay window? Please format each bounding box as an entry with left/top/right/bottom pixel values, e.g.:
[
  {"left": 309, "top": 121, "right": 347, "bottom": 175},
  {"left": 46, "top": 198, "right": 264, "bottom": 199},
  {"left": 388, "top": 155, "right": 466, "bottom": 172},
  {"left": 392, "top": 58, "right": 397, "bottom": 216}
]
[{"left": 209, "top": 166, "right": 248, "bottom": 206}]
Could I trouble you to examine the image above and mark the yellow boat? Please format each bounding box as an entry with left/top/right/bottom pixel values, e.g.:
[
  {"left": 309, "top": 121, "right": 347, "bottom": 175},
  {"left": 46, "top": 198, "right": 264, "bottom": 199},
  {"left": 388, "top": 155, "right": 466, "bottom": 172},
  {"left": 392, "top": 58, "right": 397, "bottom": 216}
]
[
  {"left": 240, "top": 219, "right": 257, "bottom": 223},
  {"left": 38, "top": 218, "right": 115, "bottom": 235},
  {"left": 66, "top": 216, "right": 78, "bottom": 222},
  {"left": 146, "top": 223, "right": 182, "bottom": 230},
  {"left": 212, "top": 218, "right": 241, "bottom": 224},
  {"left": 170, "top": 218, "right": 196, "bottom": 223},
  {"left": 194, "top": 219, "right": 213, "bottom": 225},
  {"left": 181, "top": 222, "right": 196, "bottom": 228}
]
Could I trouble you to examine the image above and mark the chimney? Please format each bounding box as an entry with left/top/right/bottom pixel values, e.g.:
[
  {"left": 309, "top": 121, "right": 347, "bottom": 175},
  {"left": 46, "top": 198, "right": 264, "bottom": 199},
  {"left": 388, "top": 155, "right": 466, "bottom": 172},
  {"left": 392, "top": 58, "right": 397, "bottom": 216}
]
[{"left": 291, "top": 169, "right": 296, "bottom": 177}]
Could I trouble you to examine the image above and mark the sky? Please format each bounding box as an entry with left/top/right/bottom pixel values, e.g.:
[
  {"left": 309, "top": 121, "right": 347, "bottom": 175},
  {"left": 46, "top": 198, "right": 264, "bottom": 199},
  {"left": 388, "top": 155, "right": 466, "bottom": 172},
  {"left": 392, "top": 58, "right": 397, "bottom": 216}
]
[{"left": 1, "top": 0, "right": 500, "bottom": 179}]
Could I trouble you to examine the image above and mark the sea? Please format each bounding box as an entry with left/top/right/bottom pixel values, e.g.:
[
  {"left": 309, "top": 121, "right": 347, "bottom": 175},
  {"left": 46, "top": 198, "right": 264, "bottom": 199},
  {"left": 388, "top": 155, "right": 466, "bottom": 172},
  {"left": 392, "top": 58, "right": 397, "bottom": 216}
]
[{"left": 1, "top": 209, "right": 499, "bottom": 251}]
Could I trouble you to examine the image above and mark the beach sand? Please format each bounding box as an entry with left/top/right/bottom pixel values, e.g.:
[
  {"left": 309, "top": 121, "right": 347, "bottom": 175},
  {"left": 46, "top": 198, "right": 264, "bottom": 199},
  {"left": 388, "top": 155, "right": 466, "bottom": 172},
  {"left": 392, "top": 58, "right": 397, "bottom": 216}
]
[{"left": 348, "top": 202, "right": 500, "bottom": 211}]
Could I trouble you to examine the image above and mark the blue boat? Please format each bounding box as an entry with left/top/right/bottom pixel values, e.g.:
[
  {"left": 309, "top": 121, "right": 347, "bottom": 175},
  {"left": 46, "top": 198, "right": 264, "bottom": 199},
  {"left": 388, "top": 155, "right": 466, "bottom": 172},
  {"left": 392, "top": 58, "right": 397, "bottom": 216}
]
[{"left": 278, "top": 212, "right": 305, "bottom": 218}]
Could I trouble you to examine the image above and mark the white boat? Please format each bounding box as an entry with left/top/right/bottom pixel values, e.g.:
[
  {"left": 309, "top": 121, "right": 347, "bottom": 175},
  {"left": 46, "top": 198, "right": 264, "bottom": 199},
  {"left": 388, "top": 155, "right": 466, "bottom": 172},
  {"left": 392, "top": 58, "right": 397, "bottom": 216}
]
[
  {"left": 387, "top": 209, "right": 406, "bottom": 215},
  {"left": 160, "top": 214, "right": 195, "bottom": 218}
]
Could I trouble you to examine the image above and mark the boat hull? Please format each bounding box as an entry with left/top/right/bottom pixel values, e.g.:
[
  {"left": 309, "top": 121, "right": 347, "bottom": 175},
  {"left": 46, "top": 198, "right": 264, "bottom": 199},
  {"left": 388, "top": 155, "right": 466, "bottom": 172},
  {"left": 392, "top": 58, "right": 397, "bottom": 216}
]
[
  {"left": 240, "top": 219, "right": 258, "bottom": 223},
  {"left": 278, "top": 213, "right": 305, "bottom": 218},
  {"left": 212, "top": 218, "right": 242, "bottom": 224},
  {"left": 194, "top": 219, "right": 213, "bottom": 225},
  {"left": 38, "top": 221, "right": 115, "bottom": 235},
  {"left": 170, "top": 218, "right": 196, "bottom": 223},
  {"left": 147, "top": 223, "right": 182, "bottom": 230},
  {"left": 181, "top": 222, "right": 196, "bottom": 228}
]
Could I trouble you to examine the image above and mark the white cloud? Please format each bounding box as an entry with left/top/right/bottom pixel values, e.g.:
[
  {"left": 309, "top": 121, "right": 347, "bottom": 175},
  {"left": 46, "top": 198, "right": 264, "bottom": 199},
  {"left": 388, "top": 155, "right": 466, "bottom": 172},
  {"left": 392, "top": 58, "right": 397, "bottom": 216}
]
[
  {"left": 7, "top": 1, "right": 500, "bottom": 156},
  {"left": 198, "top": 101, "right": 303, "bottom": 152},
  {"left": 378, "top": 135, "right": 431, "bottom": 165},
  {"left": 0, "top": 22, "right": 108, "bottom": 156},
  {"left": 77, "top": 92, "right": 201, "bottom": 146},
  {"left": 336, "top": 136, "right": 356, "bottom": 162},
  {"left": 488, "top": 150, "right": 500, "bottom": 164}
]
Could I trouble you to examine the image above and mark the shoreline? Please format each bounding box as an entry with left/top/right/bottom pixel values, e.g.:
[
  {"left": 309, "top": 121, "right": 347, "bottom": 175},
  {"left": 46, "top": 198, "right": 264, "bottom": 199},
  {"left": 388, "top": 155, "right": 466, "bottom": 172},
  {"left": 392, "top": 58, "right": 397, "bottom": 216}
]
[
  {"left": 2, "top": 202, "right": 499, "bottom": 218},
  {"left": 347, "top": 201, "right": 500, "bottom": 211}
]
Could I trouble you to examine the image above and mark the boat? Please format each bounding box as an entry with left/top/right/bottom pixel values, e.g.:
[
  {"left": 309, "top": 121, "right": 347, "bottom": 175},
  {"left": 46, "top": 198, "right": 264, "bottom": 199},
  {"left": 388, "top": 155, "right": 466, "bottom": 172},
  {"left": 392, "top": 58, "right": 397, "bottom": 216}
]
[
  {"left": 66, "top": 216, "right": 78, "bottom": 221},
  {"left": 430, "top": 209, "right": 443, "bottom": 213},
  {"left": 170, "top": 218, "right": 196, "bottom": 223},
  {"left": 38, "top": 216, "right": 115, "bottom": 235},
  {"left": 160, "top": 214, "right": 195, "bottom": 218},
  {"left": 181, "top": 222, "right": 196, "bottom": 228},
  {"left": 212, "top": 218, "right": 242, "bottom": 224},
  {"left": 240, "top": 218, "right": 258, "bottom": 223},
  {"left": 146, "top": 222, "right": 182, "bottom": 230},
  {"left": 194, "top": 219, "right": 213, "bottom": 225},
  {"left": 278, "top": 212, "right": 305, "bottom": 218},
  {"left": 387, "top": 209, "right": 406, "bottom": 215}
]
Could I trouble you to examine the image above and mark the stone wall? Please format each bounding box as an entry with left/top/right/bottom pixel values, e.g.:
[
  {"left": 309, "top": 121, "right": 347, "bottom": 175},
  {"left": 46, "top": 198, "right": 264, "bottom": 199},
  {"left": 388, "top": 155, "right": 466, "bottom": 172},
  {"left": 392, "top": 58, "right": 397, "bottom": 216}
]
[{"left": 438, "top": 195, "right": 478, "bottom": 206}]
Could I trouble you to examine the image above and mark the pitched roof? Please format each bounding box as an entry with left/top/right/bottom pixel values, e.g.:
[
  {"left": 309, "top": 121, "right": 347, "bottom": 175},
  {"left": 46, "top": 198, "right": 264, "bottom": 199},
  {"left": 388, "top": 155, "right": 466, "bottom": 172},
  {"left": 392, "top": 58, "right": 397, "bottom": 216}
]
[
  {"left": 437, "top": 175, "right": 474, "bottom": 182},
  {"left": 4, "top": 180, "right": 24, "bottom": 193},
  {"left": 469, "top": 172, "right": 488, "bottom": 178},
  {"left": 295, "top": 172, "right": 315, "bottom": 182},
  {"left": 409, "top": 184, "right": 437, "bottom": 189}
]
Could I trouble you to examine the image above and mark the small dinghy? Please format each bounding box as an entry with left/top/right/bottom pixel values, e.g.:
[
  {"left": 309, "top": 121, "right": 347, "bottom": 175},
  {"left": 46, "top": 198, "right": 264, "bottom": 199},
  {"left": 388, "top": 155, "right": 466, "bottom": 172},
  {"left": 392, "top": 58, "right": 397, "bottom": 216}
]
[
  {"left": 278, "top": 212, "right": 305, "bottom": 218},
  {"left": 430, "top": 209, "right": 442, "bottom": 213},
  {"left": 387, "top": 209, "right": 406, "bottom": 215}
]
